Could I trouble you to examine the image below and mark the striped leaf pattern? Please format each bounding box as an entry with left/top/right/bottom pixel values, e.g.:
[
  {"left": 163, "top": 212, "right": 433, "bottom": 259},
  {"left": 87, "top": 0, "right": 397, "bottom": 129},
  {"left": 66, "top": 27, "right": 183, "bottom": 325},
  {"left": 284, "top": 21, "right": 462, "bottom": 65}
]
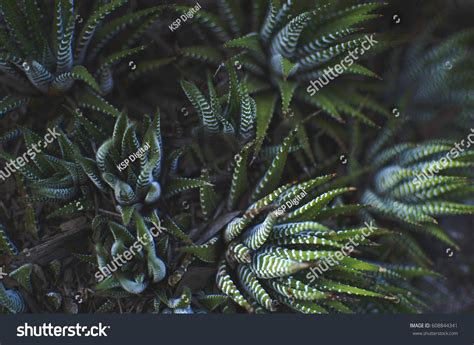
[
  {"left": 0, "top": 0, "right": 166, "bottom": 117},
  {"left": 181, "top": 73, "right": 257, "bottom": 141},
  {"left": 364, "top": 135, "right": 474, "bottom": 242},
  {"left": 186, "top": 0, "right": 384, "bottom": 124},
  {"left": 217, "top": 157, "right": 417, "bottom": 313}
]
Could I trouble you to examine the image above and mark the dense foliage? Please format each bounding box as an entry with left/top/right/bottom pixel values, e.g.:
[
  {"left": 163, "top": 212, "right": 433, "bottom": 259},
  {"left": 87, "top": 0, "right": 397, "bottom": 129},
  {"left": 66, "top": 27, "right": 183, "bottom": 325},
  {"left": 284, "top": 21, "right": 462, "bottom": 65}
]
[{"left": 0, "top": 0, "right": 472, "bottom": 314}]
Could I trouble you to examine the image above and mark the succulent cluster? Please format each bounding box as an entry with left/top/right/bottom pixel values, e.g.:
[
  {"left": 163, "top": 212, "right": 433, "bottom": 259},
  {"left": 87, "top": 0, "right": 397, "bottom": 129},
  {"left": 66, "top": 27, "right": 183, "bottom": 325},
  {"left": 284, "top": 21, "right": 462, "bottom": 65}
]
[
  {"left": 0, "top": 1, "right": 165, "bottom": 119},
  {"left": 217, "top": 170, "right": 403, "bottom": 313},
  {"left": 388, "top": 26, "right": 474, "bottom": 125},
  {"left": 179, "top": 1, "right": 389, "bottom": 126},
  {"left": 0, "top": 0, "right": 472, "bottom": 315}
]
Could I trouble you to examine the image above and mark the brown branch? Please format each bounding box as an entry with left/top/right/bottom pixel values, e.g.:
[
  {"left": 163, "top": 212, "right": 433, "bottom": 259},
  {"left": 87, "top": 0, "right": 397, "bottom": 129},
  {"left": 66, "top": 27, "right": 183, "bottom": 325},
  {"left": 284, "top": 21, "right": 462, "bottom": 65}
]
[{"left": 11, "top": 217, "right": 90, "bottom": 268}]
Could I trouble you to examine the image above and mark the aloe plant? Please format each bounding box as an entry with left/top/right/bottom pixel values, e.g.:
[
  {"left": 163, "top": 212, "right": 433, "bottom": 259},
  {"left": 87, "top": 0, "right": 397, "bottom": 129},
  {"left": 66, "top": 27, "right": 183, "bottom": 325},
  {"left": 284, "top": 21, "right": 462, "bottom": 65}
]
[
  {"left": 0, "top": 0, "right": 166, "bottom": 119},
  {"left": 90, "top": 111, "right": 211, "bottom": 225},
  {"left": 1, "top": 107, "right": 209, "bottom": 222},
  {"left": 177, "top": 1, "right": 388, "bottom": 125},
  {"left": 360, "top": 123, "right": 474, "bottom": 258},
  {"left": 176, "top": 133, "right": 435, "bottom": 313},
  {"left": 388, "top": 24, "right": 474, "bottom": 125},
  {"left": 175, "top": 1, "right": 394, "bottom": 176},
  {"left": 94, "top": 213, "right": 166, "bottom": 295}
]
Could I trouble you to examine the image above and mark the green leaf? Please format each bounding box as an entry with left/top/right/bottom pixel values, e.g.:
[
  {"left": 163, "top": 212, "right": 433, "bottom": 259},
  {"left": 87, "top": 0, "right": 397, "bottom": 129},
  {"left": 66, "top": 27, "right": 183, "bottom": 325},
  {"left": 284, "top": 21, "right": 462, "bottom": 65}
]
[
  {"left": 278, "top": 80, "right": 297, "bottom": 114},
  {"left": 181, "top": 79, "right": 220, "bottom": 133},
  {"left": 238, "top": 82, "right": 257, "bottom": 139},
  {"left": 47, "top": 198, "right": 94, "bottom": 219},
  {"left": 92, "top": 6, "right": 165, "bottom": 58},
  {"left": 228, "top": 143, "right": 252, "bottom": 209},
  {"left": 196, "top": 294, "right": 228, "bottom": 311},
  {"left": 271, "top": 12, "right": 312, "bottom": 58},
  {"left": 0, "top": 224, "right": 19, "bottom": 257},
  {"left": 285, "top": 187, "right": 356, "bottom": 222},
  {"left": 76, "top": 91, "right": 121, "bottom": 117},
  {"left": 164, "top": 177, "right": 213, "bottom": 198},
  {"left": 0, "top": 0, "right": 33, "bottom": 56},
  {"left": 179, "top": 237, "right": 218, "bottom": 263},
  {"left": 70, "top": 65, "right": 101, "bottom": 93},
  {"left": 200, "top": 169, "right": 218, "bottom": 220},
  {"left": 129, "top": 57, "right": 175, "bottom": 80},
  {"left": 100, "top": 45, "right": 146, "bottom": 69},
  {"left": 238, "top": 264, "right": 277, "bottom": 311},
  {"left": 316, "top": 279, "right": 387, "bottom": 299},
  {"left": 225, "top": 33, "right": 264, "bottom": 56},
  {"left": 254, "top": 92, "right": 277, "bottom": 158},
  {"left": 217, "top": 0, "right": 244, "bottom": 36},
  {"left": 273, "top": 54, "right": 298, "bottom": 80},
  {"left": 9, "top": 264, "right": 33, "bottom": 292},
  {"left": 299, "top": 91, "right": 344, "bottom": 122},
  {"left": 0, "top": 96, "right": 31, "bottom": 118},
  {"left": 162, "top": 216, "right": 193, "bottom": 244},
  {"left": 346, "top": 63, "right": 381, "bottom": 79},
  {"left": 180, "top": 46, "right": 224, "bottom": 64},
  {"left": 75, "top": 0, "right": 128, "bottom": 63},
  {"left": 216, "top": 259, "right": 253, "bottom": 312},
  {"left": 252, "top": 131, "right": 295, "bottom": 200}
]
